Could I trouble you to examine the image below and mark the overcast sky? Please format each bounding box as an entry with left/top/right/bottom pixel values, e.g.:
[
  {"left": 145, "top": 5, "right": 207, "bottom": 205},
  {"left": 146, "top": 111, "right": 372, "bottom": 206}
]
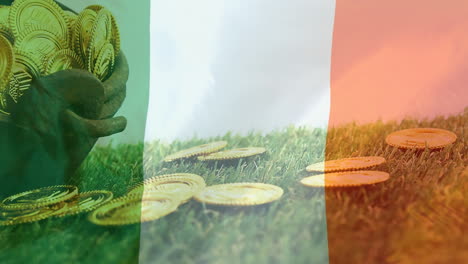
[{"left": 147, "top": 0, "right": 335, "bottom": 142}]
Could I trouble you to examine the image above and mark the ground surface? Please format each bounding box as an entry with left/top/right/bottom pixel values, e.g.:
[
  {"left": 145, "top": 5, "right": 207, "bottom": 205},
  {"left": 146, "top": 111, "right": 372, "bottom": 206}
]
[{"left": 0, "top": 112, "right": 466, "bottom": 264}]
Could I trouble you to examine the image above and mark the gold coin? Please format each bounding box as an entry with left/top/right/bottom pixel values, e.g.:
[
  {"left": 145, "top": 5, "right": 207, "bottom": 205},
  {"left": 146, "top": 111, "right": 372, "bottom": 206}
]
[
  {"left": 300, "top": 171, "right": 390, "bottom": 188},
  {"left": 306, "top": 156, "right": 386, "bottom": 173},
  {"left": 9, "top": 0, "right": 68, "bottom": 42},
  {"left": 164, "top": 141, "right": 228, "bottom": 162},
  {"left": 15, "top": 27, "right": 66, "bottom": 60},
  {"left": 194, "top": 183, "right": 284, "bottom": 206},
  {"left": 198, "top": 147, "right": 266, "bottom": 161},
  {"left": 73, "top": 9, "right": 97, "bottom": 63},
  {"left": 0, "top": 185, "right": 78, "bottom": 210},
  {"left": 14, "top": 50, "right": 43, "bottom": 78},
  {"left": 88, "top": 193, "right": 179, "bottom": 226},
  {"left": 0, "top": 34, "right": 14, "bottom": 111},
  {"left": 0, "top": 24, "right": 14, "bottom": 44},
  {"left": 0, "top": 202, "right": 67, "bottom": 226},
  {"left": 386, "top": 128, "right": 457, "bottom": 150},
  {"left": 54, "top": 190, "right": 113, "bottom": 218},
  {"left": 44, "top": 49, "right": 84, "bottom": 75},
  {"left": 7, "top": 64, "right": 32, "bottom": 104},
  {"left": 86, "top": 8, "right": 113, "bottom": 72},
  {"left": 0, "top": 5, "right": 10, "bottom": 26},
  {"left": 110, "top": 13, "right": 120, "bottom": 56},
  {"left": 92, "top": 42, "right": 114, "bottom": 80},
  {"left": 128, "top": 173, "right": 206, "bottom": 202}
]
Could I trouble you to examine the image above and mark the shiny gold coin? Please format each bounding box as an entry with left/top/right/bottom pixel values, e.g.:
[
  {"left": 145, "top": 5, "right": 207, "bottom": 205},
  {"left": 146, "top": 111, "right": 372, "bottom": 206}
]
[
  {"left": 0, "top": 34, "right": 14, "bottom": 111},
  {"left": 386, "top": 128, "right": 457, "bottom": 150},
  {"left": 198, "top": 147, "right": 266, "bottom": 161},
  {"left": 128, "top": 173, "right": 206, "bottom": 202},
  {"left": 44, "top": 49, "right": 84, "bottom": 74},
  {"left": 86, "top": 8, "right": 112, "bottom": 72},
  {"left": 7, "top": 64, "right": 32, "bottom": 104},
  {"left": 0, "top": 185, "right": 78, "bottom": 210},
  {"left": 110, "top": 13, "right": 120, "bottom": 56},
  {"left": 300, "top": 171, "right": 390, "bottom": 188},
  {"left": 73, "top": 9, "right": 97, "bottom": 63},
  {"left": 306, "top": 156, "right": 386, "bottom": 173},
  {"left": 14, "top": 50, "right": 43, "bottom": 77},
  {"left": 9, "top": 0, "right": 68, "bottom": 42},
  {"left": 54, "top": 190, "right": 113, "bottom": 218},
  {"left": 0, "top": 202, "right": 67, "bottom": 226},
  {"left": 164, "top": 141, "right": 228, "bottom": 162},
  {"left": 194, "top": 183, "right": 283, "bottom": 206},
  {"left": 92, "top": 42, "right": 114, "bottom": 80},
  {"left": 0, "top": 24, "right": 14, "bottom": 44},
  {"left": 15, "top": 27, "right": 66, "bottom": 60},
  {"left": 88, "top": 193, "right": 179, "bottom": 226},
  {"left": 0, "top": 5, "right": 10, "bottom": 26}
]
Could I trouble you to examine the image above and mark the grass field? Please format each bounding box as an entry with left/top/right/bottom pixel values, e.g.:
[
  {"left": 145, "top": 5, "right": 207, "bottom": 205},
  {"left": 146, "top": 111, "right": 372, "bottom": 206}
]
[{"left": 0, "top": 111, "right": 466, "bottom": 264}]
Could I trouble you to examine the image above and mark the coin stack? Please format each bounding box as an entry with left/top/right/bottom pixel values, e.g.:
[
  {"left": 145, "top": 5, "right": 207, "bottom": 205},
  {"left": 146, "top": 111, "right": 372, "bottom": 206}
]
[
  {"left": 0, "top": 185, "right": 113, "bottom": 226},
  {"left": 0, "top": 0, "right": 120, "bottom": 115}
]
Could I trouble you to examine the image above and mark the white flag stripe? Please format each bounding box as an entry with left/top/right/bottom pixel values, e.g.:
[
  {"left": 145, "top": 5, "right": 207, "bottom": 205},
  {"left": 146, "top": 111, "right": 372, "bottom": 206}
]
[{"left": 146, "top": 0, "right": 335, "bottom": 142}]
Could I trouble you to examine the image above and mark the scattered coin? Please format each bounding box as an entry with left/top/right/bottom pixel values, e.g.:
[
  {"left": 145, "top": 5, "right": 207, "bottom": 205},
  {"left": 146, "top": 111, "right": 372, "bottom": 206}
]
[
  {"left": 194, "top": 183, "right": 283, "bottom": 206},
  {"left": 386, "top": 128, "right": 457, "bottom": 149},
  {"left": 198, "top": 147, "right": 266, "bottom": 161},
  {"left": 300, "top": 171, "right": 390, "bottom": 188},
  {"left": 163, "top": 141, "right": 228, "bottom": 162},
  {"left": 0, "top": 202, "right": 67, "bottom": 226},
  {"left": 88, "top": 193, "right": 179, "bottom": 226},
  {"left": 54, "top": 190, "right": 113, "bottom": 218},
  {"left": 128, "top": 173, "right": 206, "bottom": 203},
  {"left": 306, "top": 156, "right": 386, "bottom": 173},
  {"left": 0, "top": 185, "right": 78, "bottom": 210}
]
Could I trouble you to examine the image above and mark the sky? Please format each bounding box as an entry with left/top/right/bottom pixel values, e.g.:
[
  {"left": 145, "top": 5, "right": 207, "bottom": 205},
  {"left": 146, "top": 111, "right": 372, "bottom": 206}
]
[{"left": 147, "top": 0, "right": 335, "bottom": 142}]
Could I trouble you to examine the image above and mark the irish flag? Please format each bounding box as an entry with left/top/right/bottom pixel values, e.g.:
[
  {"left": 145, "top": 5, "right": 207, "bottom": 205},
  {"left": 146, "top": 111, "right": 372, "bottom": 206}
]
[{"left": 1, "top": 0, "right": 466, "bottom": 263}]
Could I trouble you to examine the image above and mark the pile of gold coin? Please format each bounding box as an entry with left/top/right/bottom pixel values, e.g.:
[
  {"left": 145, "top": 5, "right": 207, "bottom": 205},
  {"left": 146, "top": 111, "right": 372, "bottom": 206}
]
[
  {"left": 0, "top": 185, "right": 113, "bottom": 225},
  {"left": 0, "top": 0, "right": 120, "bottom": 114}
]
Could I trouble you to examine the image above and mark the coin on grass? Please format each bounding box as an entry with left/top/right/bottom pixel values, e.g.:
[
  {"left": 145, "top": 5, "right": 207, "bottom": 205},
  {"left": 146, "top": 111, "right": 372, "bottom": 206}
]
[
  {"left": 386, "top": 128, "right": 457, "bottom": 150},
  {"left": 0, "top": 185, "right": 78, "bottom": 210},
  {"left": 0, "top": 203, "right": 67, "bottom": 226},
  {"left": 306, "top": 156, "right": 386, "bottom": 173},
  {"left": 194, "top": 183, "right": 284, "bottom": 206},
  {"left": 164, "top": 141, "right": 228, "bottom": 162},
  {"left": 9, "top": 0, "right": 68, "bottom": 41},
  {"left": 0, "top": 34, "right": 14, "bottom": 108},
  {"left": 54, "top": 190, "right": 113, "bottom": 218},
  {"left": 44, "top": 49, "right": 84, "bottom": 75},
  {"left": 128, "top": 173, "right": 206, "bottom": 202},
  {"left": 88, "top": 193, "right": 179, "bottom": 226},
  {"left": 300, "top": 171, "right": 390, "bottom": 188},
  {"left": 198, "top": 147, "right": 266, "bottom": 161}
]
